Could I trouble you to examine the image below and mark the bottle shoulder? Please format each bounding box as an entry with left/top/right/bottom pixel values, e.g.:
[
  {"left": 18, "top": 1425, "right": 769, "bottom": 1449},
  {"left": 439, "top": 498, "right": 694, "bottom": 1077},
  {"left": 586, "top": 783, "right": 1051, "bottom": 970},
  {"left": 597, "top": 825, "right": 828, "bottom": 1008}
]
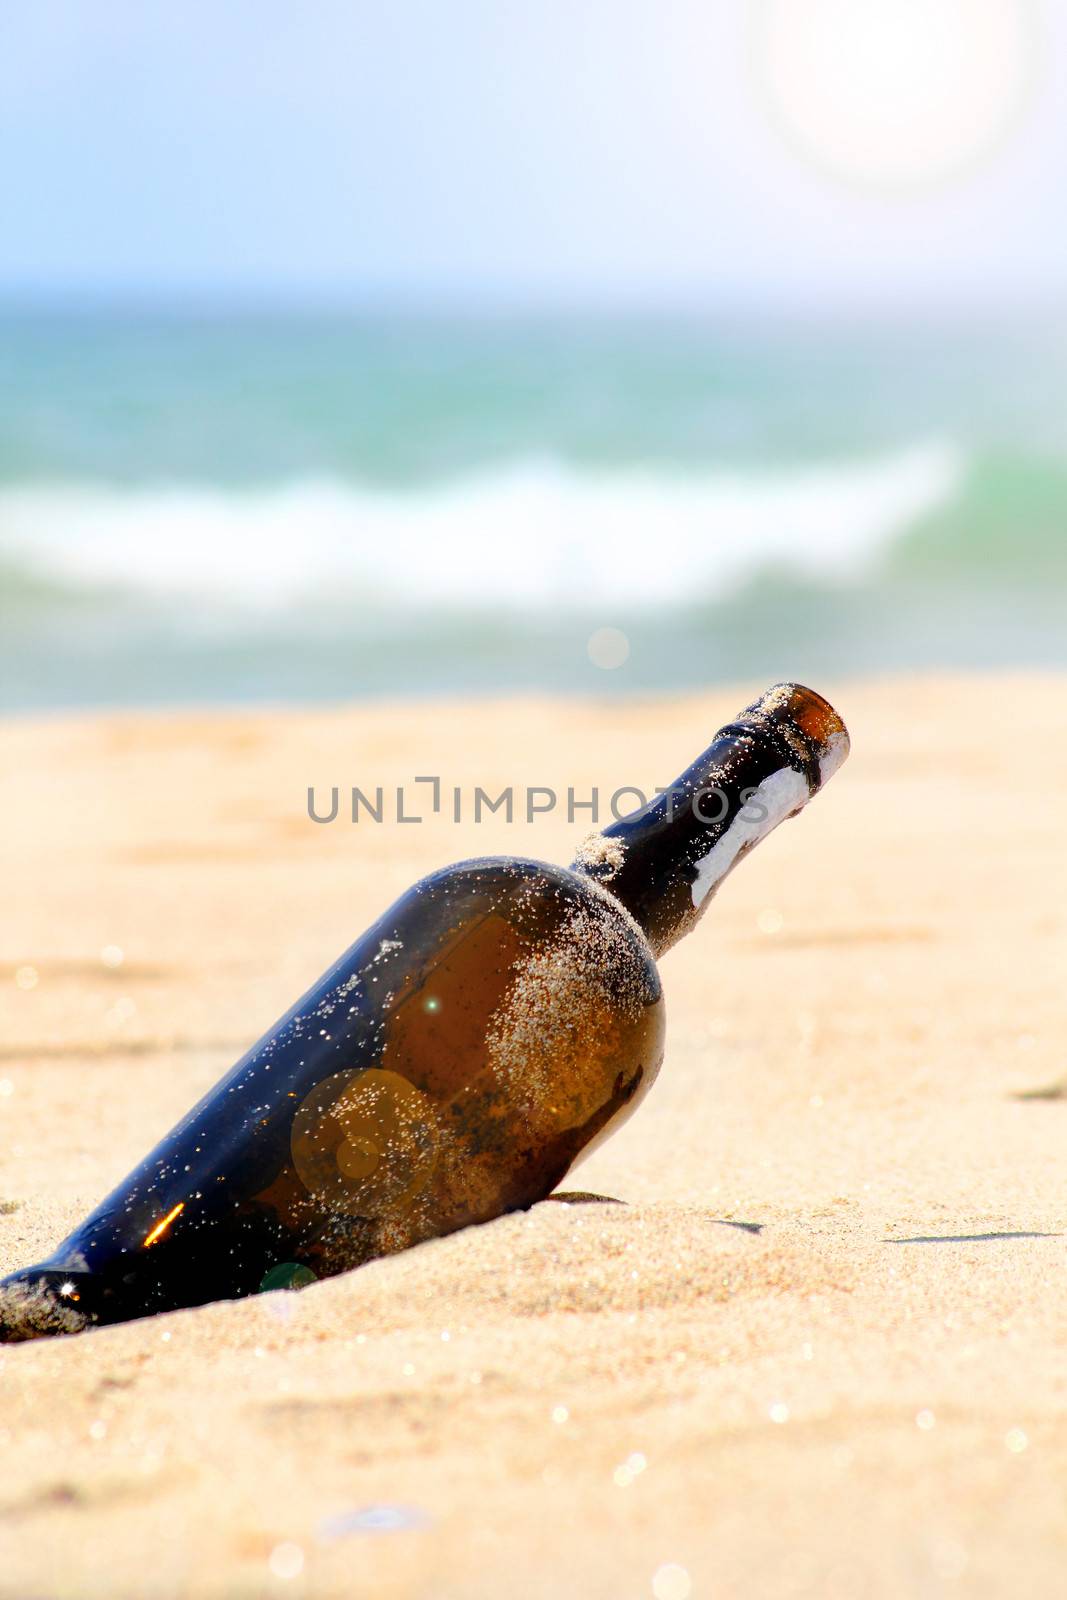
[
  {"left": 400, "top": 855, "right": 658, "bottom": 966},
  {"left": 409, "top": 853, "right": 593, "bottom": 894}
]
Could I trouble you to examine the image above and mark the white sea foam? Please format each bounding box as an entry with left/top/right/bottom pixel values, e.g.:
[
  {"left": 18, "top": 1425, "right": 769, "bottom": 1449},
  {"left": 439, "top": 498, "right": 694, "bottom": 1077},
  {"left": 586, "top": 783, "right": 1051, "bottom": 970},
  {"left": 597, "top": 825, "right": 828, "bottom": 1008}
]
[{"left": 0, "top": 442, "right": 962, "bottom": 614}]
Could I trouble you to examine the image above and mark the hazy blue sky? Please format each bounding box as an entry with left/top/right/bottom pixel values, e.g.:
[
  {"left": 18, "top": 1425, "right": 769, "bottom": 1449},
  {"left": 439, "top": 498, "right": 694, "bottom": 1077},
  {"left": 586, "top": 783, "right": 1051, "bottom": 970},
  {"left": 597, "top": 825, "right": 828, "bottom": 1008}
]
[{"left": 2, "top": 1, "right": 1065, "bottom": 307}]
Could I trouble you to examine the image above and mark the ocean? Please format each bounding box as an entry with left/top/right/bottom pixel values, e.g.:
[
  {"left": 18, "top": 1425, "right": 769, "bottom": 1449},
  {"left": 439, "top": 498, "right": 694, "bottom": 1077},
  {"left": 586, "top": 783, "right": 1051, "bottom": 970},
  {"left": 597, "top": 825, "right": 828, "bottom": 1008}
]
[{"left": 2, "top": 307, "right": 1065, "bottom": 711}]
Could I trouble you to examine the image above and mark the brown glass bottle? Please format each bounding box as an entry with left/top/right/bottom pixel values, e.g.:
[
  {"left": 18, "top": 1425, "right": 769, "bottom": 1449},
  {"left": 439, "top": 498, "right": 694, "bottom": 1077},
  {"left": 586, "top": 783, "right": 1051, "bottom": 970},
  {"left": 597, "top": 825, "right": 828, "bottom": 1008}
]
[{"left": 0, "top": 682, "right": 848, "bottom": 1340}]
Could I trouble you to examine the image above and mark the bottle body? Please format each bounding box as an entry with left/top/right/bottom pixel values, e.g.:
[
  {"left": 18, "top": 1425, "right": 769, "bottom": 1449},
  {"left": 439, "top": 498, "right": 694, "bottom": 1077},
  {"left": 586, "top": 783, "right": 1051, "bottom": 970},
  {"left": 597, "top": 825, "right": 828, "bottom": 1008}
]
[
  {"left": 0, "top": 680, "right": 849, "bottom": 1341},
  {"left": 0, "top": 858, "right": 663, "bottom": 1336}
]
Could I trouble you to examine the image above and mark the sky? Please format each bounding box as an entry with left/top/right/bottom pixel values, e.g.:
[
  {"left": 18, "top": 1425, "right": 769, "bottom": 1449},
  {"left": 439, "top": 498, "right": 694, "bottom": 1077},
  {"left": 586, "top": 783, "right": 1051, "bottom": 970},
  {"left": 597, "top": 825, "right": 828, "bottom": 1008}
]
[{"left": 1, "top": 0, "right": 1065, "bottom": 309}]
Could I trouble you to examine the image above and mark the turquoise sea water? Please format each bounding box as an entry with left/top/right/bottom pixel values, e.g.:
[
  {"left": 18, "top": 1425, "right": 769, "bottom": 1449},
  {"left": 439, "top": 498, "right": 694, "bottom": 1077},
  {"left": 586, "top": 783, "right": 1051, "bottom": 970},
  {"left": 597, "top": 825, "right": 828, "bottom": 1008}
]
[{"left": 1, "top": 307, "right": 1065, "bottom": 709}]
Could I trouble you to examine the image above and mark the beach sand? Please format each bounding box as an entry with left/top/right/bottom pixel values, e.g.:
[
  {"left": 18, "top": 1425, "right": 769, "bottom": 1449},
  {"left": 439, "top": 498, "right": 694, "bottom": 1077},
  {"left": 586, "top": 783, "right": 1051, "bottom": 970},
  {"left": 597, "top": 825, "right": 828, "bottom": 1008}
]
[{"left": 1, "top": 674, "right": 1065, "bottom": 1599}]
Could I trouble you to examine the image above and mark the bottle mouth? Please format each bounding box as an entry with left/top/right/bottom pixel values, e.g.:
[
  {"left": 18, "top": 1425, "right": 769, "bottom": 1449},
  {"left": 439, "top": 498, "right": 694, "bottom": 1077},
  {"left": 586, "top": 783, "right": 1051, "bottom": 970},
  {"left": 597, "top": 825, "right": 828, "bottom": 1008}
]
[{"left": 753, "top": 682, "right": 851, "bottom": 791}]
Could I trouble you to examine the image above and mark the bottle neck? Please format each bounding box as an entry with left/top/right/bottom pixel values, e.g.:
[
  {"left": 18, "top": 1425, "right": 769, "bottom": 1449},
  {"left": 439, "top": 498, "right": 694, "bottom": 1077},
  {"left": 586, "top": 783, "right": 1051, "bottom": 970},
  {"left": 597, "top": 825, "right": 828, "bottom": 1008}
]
[{"left": 572, "top": 683, "right": 848, "bottom": 956}]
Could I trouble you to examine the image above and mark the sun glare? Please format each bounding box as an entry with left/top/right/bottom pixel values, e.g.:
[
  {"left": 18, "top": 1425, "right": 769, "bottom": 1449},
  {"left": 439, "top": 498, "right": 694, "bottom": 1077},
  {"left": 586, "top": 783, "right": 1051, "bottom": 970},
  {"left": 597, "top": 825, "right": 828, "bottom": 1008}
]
[{"left": 753, "top": 0, "right": 1036, "bottom": 188}]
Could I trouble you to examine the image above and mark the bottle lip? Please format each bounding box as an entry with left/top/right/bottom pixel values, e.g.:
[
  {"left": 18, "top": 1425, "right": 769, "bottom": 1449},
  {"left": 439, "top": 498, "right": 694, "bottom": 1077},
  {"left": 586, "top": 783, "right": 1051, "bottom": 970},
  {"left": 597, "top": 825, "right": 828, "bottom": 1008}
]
[{"left": 751, "top": 682, "right": 851, "bottom": 791}]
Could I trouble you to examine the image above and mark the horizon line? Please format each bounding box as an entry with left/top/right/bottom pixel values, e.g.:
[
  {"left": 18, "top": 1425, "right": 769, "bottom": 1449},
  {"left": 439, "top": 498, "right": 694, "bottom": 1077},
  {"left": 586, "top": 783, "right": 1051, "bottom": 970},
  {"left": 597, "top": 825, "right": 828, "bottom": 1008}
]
[{"left": 1, "top": 283, "right": 1066, "bottom": 327}]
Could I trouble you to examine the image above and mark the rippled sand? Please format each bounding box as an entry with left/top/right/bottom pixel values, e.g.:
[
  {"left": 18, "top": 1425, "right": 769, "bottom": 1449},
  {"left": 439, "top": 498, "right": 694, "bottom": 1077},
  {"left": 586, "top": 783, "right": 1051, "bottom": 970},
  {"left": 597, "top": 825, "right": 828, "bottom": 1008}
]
[{"left": 1, "top": 676, "right": 1065, "bottom": 1598}]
